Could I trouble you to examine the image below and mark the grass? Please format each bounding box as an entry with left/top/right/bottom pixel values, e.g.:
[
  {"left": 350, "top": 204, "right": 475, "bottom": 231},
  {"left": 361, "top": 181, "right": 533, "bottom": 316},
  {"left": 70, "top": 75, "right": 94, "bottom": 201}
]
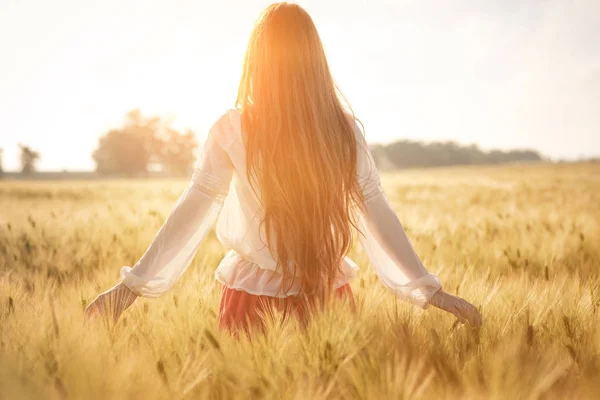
[{"left": 1, "top": 162, "right": 599, "bottom": 399}]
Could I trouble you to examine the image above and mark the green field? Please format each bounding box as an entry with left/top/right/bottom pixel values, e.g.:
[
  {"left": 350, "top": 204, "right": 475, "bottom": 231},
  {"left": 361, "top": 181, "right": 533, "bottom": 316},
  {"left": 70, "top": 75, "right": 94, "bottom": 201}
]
[{"left": 1, "top": 163, "right": 599, "bottom": 399}]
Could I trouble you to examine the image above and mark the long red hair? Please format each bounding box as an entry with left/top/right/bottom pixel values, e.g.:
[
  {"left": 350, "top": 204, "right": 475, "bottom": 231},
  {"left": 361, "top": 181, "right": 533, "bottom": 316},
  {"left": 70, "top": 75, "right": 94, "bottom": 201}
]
[{"left": 236, "top": 3, "right": 366, "bottom": 300}]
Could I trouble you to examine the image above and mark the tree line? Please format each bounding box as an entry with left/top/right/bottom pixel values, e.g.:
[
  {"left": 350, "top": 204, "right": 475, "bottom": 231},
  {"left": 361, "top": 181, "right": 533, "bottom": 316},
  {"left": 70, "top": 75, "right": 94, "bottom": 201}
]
[
  {"left": 370, "top": 140, "right": 543, "bottom": 170},
  {"left": 0, "top": 110, "right": 555, "bottom": 177}
]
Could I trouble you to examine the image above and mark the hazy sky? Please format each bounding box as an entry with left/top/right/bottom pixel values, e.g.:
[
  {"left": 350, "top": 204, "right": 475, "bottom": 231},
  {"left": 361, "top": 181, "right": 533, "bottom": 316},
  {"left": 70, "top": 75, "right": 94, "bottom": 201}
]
[{"left": 0, "top": 0, "right": 598, "bottom": 171}]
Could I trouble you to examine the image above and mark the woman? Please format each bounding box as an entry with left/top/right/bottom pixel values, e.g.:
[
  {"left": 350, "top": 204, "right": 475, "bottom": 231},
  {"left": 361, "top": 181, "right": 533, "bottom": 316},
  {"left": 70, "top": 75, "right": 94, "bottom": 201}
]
[{"left": 85, "top": 3, "right": 482, "bottom": 332}]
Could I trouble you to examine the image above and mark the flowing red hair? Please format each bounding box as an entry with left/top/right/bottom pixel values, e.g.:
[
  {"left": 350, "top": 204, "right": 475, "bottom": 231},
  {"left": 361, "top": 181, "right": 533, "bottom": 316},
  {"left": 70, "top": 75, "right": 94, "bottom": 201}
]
[{"left": 236, "top": 2, "right": 366, "bottom": 301}]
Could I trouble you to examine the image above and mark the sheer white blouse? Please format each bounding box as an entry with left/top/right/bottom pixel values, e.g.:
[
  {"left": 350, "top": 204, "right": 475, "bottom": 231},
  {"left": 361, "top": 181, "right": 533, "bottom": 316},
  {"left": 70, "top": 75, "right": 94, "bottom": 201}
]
[{"left": 120, "top": 110, "right": 442, "bottom": 309}]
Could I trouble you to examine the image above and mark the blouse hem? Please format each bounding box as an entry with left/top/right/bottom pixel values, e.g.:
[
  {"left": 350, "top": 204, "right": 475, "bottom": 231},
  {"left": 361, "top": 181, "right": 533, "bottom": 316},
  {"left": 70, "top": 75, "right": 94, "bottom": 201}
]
[{"left": 214, "top": 273, "right": 354, "bottom": 297}]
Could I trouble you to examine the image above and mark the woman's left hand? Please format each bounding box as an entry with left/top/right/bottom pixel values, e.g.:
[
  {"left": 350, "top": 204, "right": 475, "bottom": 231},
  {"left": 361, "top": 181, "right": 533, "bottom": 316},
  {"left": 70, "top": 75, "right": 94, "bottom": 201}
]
[{"left": 85, "top": 282, "right": 138, "bottom": 322}]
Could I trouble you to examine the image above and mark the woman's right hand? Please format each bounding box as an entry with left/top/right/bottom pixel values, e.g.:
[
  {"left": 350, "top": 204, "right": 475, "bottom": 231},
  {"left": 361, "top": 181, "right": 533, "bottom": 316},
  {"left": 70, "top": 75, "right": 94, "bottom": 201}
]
[{"left": 429, "top": 289, "right": 482, "bottom": 327}]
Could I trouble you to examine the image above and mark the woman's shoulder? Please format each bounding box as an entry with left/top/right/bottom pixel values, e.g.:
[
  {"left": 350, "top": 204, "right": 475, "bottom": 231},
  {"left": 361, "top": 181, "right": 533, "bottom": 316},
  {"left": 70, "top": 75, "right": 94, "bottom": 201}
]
[
  {"left": 225, "top": 108, "right": 242, "bottom": 135},
  {"left": 206, "top": 109, "right": 242, "bottom": 149}
]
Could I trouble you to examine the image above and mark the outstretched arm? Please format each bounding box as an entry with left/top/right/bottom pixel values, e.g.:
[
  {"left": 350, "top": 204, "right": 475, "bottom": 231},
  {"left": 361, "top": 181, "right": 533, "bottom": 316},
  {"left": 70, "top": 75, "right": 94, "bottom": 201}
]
[
  {"left": 353, "top": 120, "right": 481, "bottom": 326},
  {"left": 85, "top": 112, "right": 234, "bottom": 321},
  {"left": 356, "top": 191, "right": 442, "bottom": 307}
]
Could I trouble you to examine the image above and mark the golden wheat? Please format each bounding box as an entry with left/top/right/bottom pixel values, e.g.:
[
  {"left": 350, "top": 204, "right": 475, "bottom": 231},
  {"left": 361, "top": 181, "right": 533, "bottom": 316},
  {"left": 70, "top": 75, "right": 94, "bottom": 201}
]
[{"left": 1, "top": 163, "right": 599, "bottom": 399}]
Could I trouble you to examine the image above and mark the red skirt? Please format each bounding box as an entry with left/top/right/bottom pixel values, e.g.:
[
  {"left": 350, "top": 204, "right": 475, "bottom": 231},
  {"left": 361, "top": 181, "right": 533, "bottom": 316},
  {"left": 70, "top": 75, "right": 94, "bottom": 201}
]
[{"left": 218, "top": 283, "right": 355, "bottom": 333}]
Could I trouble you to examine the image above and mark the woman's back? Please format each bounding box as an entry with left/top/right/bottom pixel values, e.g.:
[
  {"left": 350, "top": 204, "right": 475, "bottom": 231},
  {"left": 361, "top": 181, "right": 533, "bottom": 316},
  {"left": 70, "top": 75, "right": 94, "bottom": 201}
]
[
  {"left": 213, "top": 109, "right": 365, "bottom": 266},
  {"left": 211, "top": 109, "right": 367, "bottom": 296}
]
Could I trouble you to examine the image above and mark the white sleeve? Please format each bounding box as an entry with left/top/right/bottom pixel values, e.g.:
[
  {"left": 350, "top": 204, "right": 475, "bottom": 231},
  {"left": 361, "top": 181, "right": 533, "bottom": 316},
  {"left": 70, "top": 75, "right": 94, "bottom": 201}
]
[
  {"left": 119, "top": 112, "right": 234, "bottom": 297},
  {"left": 353, "top": 121, "right": 442, "bottom": 308}
]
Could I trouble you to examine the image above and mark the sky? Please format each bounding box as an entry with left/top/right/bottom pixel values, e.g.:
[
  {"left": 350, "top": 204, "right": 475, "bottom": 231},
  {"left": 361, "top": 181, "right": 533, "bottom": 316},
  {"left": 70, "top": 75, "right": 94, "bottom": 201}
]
[{"left": 0, "top": 0, "right": 599, "bottom": 171}]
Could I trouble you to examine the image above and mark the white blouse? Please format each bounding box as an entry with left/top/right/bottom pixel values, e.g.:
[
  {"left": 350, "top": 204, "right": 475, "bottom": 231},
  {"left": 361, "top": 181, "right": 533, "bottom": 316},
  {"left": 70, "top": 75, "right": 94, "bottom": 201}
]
[{"left": 120, "top": 110, "right": 442, "bottom": 309}]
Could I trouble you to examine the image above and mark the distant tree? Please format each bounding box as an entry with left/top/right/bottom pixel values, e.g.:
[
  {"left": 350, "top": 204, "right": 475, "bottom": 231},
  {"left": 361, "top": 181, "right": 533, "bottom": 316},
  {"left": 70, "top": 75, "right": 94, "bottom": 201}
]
[
  {"left": 19, "top": 144, "right": 40, "bottom": 175},
  {"left": 157, "top": 127, "right": 198, "bottom": 175},
  {"left": 92, "top": 110, "right": 158, "bottom": 176},
  {"left": 0, "top": 147, "right": 4, "bottom": 177},
  {"left": 92, "top": 109, "right": 197, "bottom": 176}
]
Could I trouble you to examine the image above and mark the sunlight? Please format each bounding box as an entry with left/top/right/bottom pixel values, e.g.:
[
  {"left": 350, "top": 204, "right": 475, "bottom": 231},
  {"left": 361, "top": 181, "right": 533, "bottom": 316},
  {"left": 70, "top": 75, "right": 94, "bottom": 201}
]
[{"left": 0, "top": 0, "right": 598, "bottom": 171}]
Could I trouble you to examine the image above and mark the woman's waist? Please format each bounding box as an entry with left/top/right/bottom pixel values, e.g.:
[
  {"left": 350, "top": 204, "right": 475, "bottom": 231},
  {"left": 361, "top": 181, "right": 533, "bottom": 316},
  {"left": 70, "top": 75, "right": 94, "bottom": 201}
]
[
  {"left": 218, "top": 249, "right": 359, "bottom": 274},
  {"left": 214, "top": 249, "right": 358, "bottom": 297}
]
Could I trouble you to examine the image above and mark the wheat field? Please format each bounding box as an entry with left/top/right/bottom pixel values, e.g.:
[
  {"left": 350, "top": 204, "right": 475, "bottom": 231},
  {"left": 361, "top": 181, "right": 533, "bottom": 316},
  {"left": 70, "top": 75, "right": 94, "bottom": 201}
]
[{"left": 1, "top": 163, "right": 599, "bottom": 399}]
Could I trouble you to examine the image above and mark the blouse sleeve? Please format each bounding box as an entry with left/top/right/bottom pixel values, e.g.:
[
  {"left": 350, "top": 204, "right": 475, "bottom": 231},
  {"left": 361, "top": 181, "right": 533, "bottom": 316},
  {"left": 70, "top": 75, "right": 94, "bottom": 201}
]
[
  {"left": 353, "top": 120, "right": 442, "bottom": 309},
  {"left": 119, "top": 112, "right": 234, "bottom": 298}
]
